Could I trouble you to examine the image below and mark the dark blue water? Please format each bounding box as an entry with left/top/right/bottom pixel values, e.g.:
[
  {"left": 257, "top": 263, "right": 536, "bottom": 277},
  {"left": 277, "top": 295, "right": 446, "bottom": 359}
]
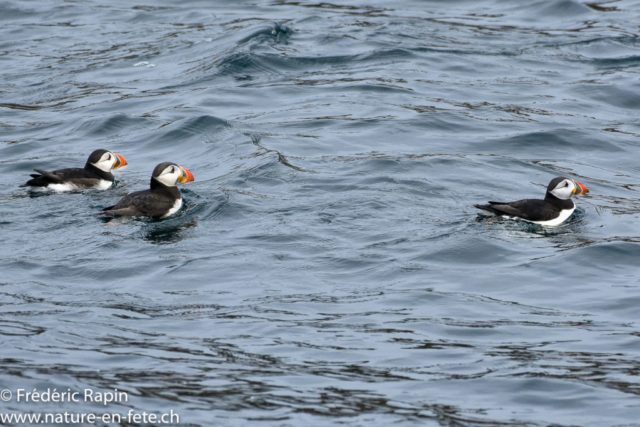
[{"left": 2, "top": 1, "right": 640, "bottom": 425}]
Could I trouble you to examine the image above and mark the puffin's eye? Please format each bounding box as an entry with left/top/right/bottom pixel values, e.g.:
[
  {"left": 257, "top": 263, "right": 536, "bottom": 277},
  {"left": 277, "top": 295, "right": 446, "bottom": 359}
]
[
  {"left": 107, "top": 154, "right": 112, "bottom": 160},
  {"left": 170, "top": 167, "right": 175, "bottom": 174},
  {"left": 564, "top": 182, "right": 568, "bottom": 187}
]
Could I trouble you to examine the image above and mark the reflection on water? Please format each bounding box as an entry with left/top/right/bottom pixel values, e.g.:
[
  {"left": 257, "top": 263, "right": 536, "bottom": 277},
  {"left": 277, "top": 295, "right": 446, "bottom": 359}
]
[{"left": 141, "top": 218, "right": 198, "bottom": 245}]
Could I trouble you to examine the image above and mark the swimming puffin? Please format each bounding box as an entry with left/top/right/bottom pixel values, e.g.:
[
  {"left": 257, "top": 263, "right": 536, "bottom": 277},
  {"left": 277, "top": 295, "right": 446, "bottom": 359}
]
[
  {"left": 475, "top": 177, "right": 589, "bottom": 226},
  {"left": 102, "top": 162, "right": 194, "bottom": 219},
  {"left": 22, "top": 149, "right": 127, "bottom": 191}
]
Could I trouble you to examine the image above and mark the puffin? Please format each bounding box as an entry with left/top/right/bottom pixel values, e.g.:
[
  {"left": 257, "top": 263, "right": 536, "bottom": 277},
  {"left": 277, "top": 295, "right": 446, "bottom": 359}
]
[
  {"left": 102, "top": 162, "right": 194, "bottom": 219},
  {"left": 475, "top": 176, "right": 589, "bottom": 226},
  {"left": 22, "top": 149, "right": 127, "bottom": 191}
]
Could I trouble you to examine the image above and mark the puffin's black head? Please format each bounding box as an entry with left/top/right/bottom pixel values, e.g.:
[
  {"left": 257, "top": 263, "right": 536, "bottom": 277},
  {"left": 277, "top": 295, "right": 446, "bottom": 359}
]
[
  {"left": 87, "top": 149, "right": 128, "bottom": 172},
  {"left": 151, "top": 162, "right": 195, "bottom": 187},
  {"left": 546, "top": 176, "right": 589, "bottom": 200}
]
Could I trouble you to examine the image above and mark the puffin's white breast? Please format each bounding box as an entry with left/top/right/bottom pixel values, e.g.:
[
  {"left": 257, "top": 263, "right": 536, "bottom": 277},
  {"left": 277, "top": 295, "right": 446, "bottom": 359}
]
[
  {"left": 161, "top": 198, "right": 183, "bottom": 219},
  {"left": 509, "top": 206, "right": 576, "bottom": 226},
  {"left": 44, "top": 179, "right": 112, "bottom": 192},
  {"left": 46, "top": 183, "right": 76, "bottom": 192},
  {"left": 95, "top": 179, "right": 114, "bottom": 190}
]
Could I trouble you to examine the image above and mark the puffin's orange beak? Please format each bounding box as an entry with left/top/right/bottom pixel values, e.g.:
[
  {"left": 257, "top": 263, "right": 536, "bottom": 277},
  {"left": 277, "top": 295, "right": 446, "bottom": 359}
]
[
  {"left": 178, "top": 166, "right": 194, "bottom": 184},
  {"left": 573, "top": 180, "right": 589, "bottom": 195},
  {"left": 113, "top": 153, "right": 128, "bottom": 169}
]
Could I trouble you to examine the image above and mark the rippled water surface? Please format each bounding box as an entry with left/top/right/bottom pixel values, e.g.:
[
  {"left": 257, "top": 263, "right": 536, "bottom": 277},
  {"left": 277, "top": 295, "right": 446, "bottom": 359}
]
[{"left": 2, "top": 0, "right": 640, "bottom": 425}]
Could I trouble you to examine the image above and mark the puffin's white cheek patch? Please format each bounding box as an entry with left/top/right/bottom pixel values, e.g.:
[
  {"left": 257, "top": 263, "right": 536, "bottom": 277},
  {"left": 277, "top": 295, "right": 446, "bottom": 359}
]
[
  {"left": 551, "top": 180, "right": 575, "bottom": 200},
  {"left": 156, "top": 170, "right": 181, "bottom": 187},
  {"left": 94, "top": 156, "right": 116, "bottom": 172}
]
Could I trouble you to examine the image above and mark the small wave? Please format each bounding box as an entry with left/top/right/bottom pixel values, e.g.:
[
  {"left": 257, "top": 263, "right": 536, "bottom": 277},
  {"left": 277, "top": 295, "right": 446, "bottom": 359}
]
[
  {"left": 213, "top": 47, "right": 415, "bottom": 80},
  {"left": 236, "top": 22, "right": 292, "bottom": 45},
  {"left": 75, "top": 114, "right": 153, "bottom": 138},
  {"left": 490, "top": 129, "right": 623, "bottom": 154},
  {"left": 151, "top": 115, "right": 233, "bottom": 147}
]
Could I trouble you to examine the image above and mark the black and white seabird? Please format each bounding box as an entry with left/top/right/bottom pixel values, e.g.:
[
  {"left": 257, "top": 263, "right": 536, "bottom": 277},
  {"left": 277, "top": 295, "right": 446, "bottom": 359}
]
[
  {"left": 102, "top": 162, "right": 195, "bottom": 219},
  {"left": 475, "top": 176, "right": 589, "bottom": 226},
  {"left": 22, "top": 149, "right": 128, "bottom": 191}
]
